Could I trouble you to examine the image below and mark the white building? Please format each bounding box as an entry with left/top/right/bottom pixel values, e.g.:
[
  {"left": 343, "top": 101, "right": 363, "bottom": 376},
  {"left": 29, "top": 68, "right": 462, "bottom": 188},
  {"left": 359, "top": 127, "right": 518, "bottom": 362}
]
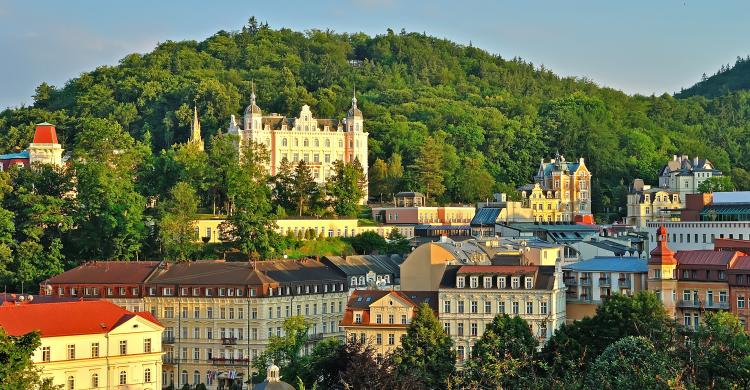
[
  {"left": 658, "top": 155, "right": 723, "bottom": 203},
  {"left": 229, "top": 89, "right": 368, "bottom": 194}
]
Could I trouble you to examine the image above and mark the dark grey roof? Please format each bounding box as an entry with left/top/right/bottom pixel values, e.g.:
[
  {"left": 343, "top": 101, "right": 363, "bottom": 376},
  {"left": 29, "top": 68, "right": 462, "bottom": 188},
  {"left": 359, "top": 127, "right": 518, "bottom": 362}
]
[
  {"left": 321, "top": 255, "right": 404, "bottom": 278},
  {"left": 438, "top": 265, "right": 556, "bottom": 290},
  {"left": 471, "top": 208, "right": 501, "bottom": 226}
]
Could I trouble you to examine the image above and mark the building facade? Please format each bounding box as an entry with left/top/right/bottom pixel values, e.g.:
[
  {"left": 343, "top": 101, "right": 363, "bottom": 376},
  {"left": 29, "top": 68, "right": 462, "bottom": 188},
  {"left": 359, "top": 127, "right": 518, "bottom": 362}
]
[
  {"left": 41, "top": 259, "right": 348, "bottom": 390},
  {"left": 439, "top": 264, "right": 566, "bottom": 361},
  {"left": 0, "top": 122, "right": 64, "bottom": 170},
  {"left": 658, "top": 155, "right": 723, "bottom": 203},
  {"left": 0, "top": 300, "right": 163, "bottom": 390},
  {"left": 646, "top": 221, "right": 750, "bottom": 252},
  {"left": 340, "top": 290, "right": 437, "bottom": 357},
  {"left": 626, "top": 179, "right": 682, "bottom": 229},
  {"left": 522, "top": 154, "right": 592, "bottom": 222},
  {"left": 228, "top": 90, "right": 368, "bottom": 193}
]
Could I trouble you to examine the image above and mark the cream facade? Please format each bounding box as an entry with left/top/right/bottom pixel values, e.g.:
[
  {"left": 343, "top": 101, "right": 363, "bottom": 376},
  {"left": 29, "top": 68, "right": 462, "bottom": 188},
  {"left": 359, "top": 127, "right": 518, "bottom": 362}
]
[
  {"left": 524, "top": 154, "right": 592, "bottom": 222},
  {"left": 229, "top": 90, "right": 368, "bottom": 195},
  {"left": 626, "top": 180, "right": 681, "bottom": 230}
]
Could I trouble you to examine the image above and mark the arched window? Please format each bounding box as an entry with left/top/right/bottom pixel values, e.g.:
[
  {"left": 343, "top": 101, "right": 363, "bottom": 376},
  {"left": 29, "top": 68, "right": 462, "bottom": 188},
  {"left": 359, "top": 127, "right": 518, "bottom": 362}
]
[
  {"left": 206, "top": 370, "right": 214, "bottom": 385},
  {"left": 351, "top": 277, "right": 357, "bottom": 286},
  {"left": 314, "top": 138, "right": 319, "bottom": 147},
  {"left": 304, "top": 138, "right": 309, "bottom": 147},
  {"left": 91, "top": 373, "right": 99, "bottom": 387},
  {"left": 282, "top": 138, "right": 288, "bottom": 147},
  {"left": 119, "top": 371, "right": 127, "bottom": 385},
  {"left": 144, "top": 368, "right": 151, "bottom": 383},
  {"left": 193, "top": 370, "right": 200, "bottom": 384},
  {"left": 325, "top": 139, "right": 331, "bottom": 147},
  {"left": 181, "top": 370, "right": 188, "bottom": 385},
  {"left": 358, "top": 276, "right": 365, "bottom": 285},
  {"left": 67, "top": 376, "right": 75, "bottom": 390}
]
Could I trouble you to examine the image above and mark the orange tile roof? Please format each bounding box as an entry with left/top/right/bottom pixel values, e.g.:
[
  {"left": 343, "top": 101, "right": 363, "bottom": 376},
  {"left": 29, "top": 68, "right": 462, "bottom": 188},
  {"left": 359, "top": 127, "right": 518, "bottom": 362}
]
[
  {"left": 0, "top": 300, "right": 161, "bottom": 337},
  {"left": 32, "top": 123, "right": 58, "bottom": 144}
]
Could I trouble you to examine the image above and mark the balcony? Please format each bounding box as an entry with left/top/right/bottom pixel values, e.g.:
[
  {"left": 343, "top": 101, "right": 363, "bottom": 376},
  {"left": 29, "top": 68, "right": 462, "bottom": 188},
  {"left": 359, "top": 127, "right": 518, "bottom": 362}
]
[
  {"left": 580, "top": 278, "right": 591, "bottom": 286},
  {"left": 563, "top": 277, "right": 577, "bottom": 286},
  {"left": 211, "top": 357, "right": 250, "bottom": 366},
  {"left": 678, "top": 300, "right": 730, "bottom": 310},
  {"left": 598, "top": 278, "right": 611, "bottom": 287},
  {"left": 221, "top": 337, "right": 238, "bottom": 346},
  {"left": 162, "top": 336, "right": 175, "bottom": 344},
  {"left": 618, "top": 279, "right": 631, "bottom": 289},
  {"left": 163, "top": 356, "right": 178, "bottom": 365}
]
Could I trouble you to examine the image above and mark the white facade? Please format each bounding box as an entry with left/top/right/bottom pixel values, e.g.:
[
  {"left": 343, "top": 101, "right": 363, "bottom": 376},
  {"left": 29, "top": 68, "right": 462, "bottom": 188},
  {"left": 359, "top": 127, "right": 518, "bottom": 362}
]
[
  {"left": 229, "top": 91, "right": 368, "bottom": 194},
  {"left": 646, "top": 221, "right": 750, "bottom": 252},
  {"left": 658, "top": 155, "right": 722, "bottom": 203}
]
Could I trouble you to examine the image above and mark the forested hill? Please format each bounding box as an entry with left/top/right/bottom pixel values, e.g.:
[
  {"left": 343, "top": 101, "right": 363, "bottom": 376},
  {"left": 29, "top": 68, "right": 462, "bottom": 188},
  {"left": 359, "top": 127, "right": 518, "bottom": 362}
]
[
  {"left": 677, "top": 56, "right": 750, "bottom": 98},
  {"left": 1, "top": 19, "right": 749, "bottom": 215}
]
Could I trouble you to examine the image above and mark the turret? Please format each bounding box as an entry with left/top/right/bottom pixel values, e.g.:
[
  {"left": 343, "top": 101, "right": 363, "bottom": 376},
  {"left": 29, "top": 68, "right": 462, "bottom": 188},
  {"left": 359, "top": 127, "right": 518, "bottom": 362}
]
[
  {"left": 28, "top": 122, "right": 63, "bottom": 167},
  {"left": 345, "top": 87, "right": 363, "bottom": 132},
  {"left": 243, "top": 83, "right": 262, "bottom": 131}
]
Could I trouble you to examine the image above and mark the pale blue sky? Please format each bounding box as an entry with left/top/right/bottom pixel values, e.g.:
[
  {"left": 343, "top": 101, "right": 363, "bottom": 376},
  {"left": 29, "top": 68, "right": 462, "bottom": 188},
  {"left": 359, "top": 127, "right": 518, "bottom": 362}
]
[{"left": 1, "top": 0, "right": 749, "bottom": 109}]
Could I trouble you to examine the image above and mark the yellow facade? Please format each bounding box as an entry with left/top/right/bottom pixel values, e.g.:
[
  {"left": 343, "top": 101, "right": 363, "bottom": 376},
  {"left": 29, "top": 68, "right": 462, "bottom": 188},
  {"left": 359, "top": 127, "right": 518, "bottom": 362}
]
[
  {"left": 626, "top": 187, "right": 681, "bottom": 229},
  {"left": 30, "top": 313, "right": 163, "bottom": 390},
  {"left": 527, "top": 156, "right": 592, "bottom": 221},
  {"left": 528, "top": 184, "right": 564, "bottom": 222}
]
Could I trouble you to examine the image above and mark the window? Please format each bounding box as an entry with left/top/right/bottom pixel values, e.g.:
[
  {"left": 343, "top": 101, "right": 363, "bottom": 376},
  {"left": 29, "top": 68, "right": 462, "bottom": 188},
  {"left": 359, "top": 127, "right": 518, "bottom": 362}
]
[
  {"left": 67, "top": 344, "right": 75, "bottom": 360},
  {"left": 42, "top": 346, "right": 50, "bottom": 362},
  {"left": 511, "top": 277, "right": 520, "bottom": 289},
  {"left": 458, "top": 322, "right": 464, "bottom": 336},
  {"left": 388, "top": 314, "right": 394, "bottom": 324},
  {"left": 739, "top": 296, "right": 746, "bottom": 309},
  {"left": 194, "top": 348, "right": 200, "bottom": 361},
  {"left": 90, "top": 342, "right": 99, "bottom": 358},
  {"left": 483, "top": 277, "right": 492, "bottom": 288},
  {"left": 720, "top": 291, "right": 728, "bottom": 303},
  {"left": 456, "top": 276, "right": 465, "bottom": 288},
  {"left": 401, "top": 314, "right": 408, "bottom": 324},
  {"left": 485, "top": 301, "right": 492, "bottom": 314},
  {"left": 469, "top": 276, "right": 479, "bottom": 288},
  {"left": 525, "top": 277, "right": 533, "bottom": 289},
  {"left": 67, "top": 376, "right": 75, "bottom": 390},
  {"left": 376, "top": 334, "right": 382, "bottom": 344},
  {"left": 355, "top": 313, "right": 362, "bottom": 324},
  {"left": 457, "top": 301, "right": 465, "bottom": 313},
  {"left": 91, "top": 373, "right": 99, "bottom": 387},
  {"left": 164, "top": 307, "right": 174, "bottom": 318},
  {"left": 376, "top": 314, "right": 382, "bottom": 324},
  {"left": 207, "top": 307, "right": 213, "bottom": 319},
  {"left": 512, "top": 302, "right": 519, "bottom": 315},
  {"left": 141, "top": 367, "right": 151, "bottom": 383},
  {"left": 443, "top": 300, "right": 451, "bottom": 313},
  {"left": 498, "top": 301, "right": 506, "bottom": 314},
  {"left": 498, "top": 277, "right": 506, "bottom": 289},
  {"left": 683, "top": 290, "right": 691, "bottom": 301},
  {"left": 119, "top": 371, "right": 127, "bottom": 385},
  {"left": 540, "top": 301, "right": 548, "bottom": 315},
  {"left": 470, "top": 301, "right": 478, "bottom": 314},
  {"left": 470, "top": 323, "right": 478, "bottom": 336},
  {"left": 119, "top": 340, "right": 127, "bottom": 355},
  {"left": 526, "top": 302, "right": 534, "bottom": 314},
  {"left": 457, "top": 346, "right": 465, "bottom": 361},
  {"left": 719, "top": 270, "right": 726, "bottom": 280},
  {"left": 388, "top": 334, "right": 395, "bottom": 345}
]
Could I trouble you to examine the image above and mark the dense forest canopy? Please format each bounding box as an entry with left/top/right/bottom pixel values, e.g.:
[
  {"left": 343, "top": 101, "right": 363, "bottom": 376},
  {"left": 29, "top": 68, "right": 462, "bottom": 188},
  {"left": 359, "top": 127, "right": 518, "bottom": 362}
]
[
  {"left": 1, "top": 18, "right": 749, "bottom": 215},
  {"left": 677, "top": 55, "right": 750, "bottom": 98}
]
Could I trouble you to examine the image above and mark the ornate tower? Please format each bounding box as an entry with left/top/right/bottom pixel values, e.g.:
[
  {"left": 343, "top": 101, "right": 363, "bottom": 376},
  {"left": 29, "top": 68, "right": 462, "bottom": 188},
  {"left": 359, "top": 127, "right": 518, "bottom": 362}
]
[
  {"left": 243, "top": 83, "right": 262, "bottom": 132},
  {"left": 28, "top": 122, "right": 63, "bottom": 167},
  {"left": 648, "top": 225, "right": 678, "bottom": 316},
  {"left": 189, "top": 105, "right": 204, "bottom": 151}
]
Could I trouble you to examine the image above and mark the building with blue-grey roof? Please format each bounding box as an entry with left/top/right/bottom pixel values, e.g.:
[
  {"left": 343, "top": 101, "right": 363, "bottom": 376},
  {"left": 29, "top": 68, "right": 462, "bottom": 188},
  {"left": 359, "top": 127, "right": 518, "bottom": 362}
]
[{"left": 562, "top": 256, "right": 648, "bottom": 322}]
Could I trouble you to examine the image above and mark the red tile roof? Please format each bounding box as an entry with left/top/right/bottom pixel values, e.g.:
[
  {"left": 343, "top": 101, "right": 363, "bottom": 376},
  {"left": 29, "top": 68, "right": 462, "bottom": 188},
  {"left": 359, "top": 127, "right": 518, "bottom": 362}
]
[
  {"left": 0, "top": 300, "right": 161, "bottom": 337},
  {"left": 675, "top": 250, "right": 741, "bottom": 266},
  {"left": 730, "top": 256, "right": 750, "bottom": 271},
  {"left": 43, "top": 261, "right": 161, "bottom": 285},
  {"left": 32, "top": 123, "right": 58, "bottom": 144}
]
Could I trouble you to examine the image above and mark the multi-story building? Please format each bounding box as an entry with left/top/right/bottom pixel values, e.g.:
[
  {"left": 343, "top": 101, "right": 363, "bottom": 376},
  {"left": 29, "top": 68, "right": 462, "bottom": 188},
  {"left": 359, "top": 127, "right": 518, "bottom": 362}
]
[
  {"left": 228, "top": 89, "right": 368, "bottom": 194},
  {"left": 439, "top": 264, "right": 566, "bottom": 361},
  {"left": 626, "top": 179, "right": 681, "bottom": 229},
  {"left": 340, "top": 290, "right": 437, "bottom": 357},
  {"left": 0, "top": 122, "right": 64, "bottom": 170},
  {"left": 41, "top": 259, "right": 348, "bottom": 390},
  {"left": 728, "top": 256, "right": 750, "bottom": 330},
  {"left": 658, "top": 155, "right": 723, "bottom": 203},
  {"left": 0, "top": 299, "right": 163, "bottom": 390},
  {"left": 563, "top": 257, "right": 648, "bottom": 321},
  {"left": 322, "top": 255, "right": 405, "bottom": 290},
  {"left": 521, "top": 154, "right": 592, "bottom": 222}
]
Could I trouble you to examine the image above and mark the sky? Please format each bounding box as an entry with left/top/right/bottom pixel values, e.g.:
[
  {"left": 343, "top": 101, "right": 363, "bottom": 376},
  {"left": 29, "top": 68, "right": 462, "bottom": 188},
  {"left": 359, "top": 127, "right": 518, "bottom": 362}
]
[{"left": 1, "top": 0, "right": 750, "bottom": 109}]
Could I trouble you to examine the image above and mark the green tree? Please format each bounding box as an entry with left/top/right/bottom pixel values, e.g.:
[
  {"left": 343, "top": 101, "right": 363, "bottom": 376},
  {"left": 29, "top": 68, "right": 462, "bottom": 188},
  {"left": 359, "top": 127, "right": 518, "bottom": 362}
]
[
  {"left": 348, "top": 231, "right": 386, "bottom": 255},
  {"left": 0, "top": 329, "right": 59, "bottom": 389},
  {"left": 412, "top": 136, "right": 445, "bottom": 202},
  {"left": 272, "top": 158, "right": 296, "bottom": 213},
  {"left": 452, "top": 155, "right": 494, "bottom": 203},
  {"left": 585, "top": 336, "right": 679, "bottom": 390},
  {"left": 684, "top": 311, "right": 750, "bottom": 388},
  {"left": 369, "top": 158, "right": 389, "bottom": 202},
  {"left": 253, "top": 316, "right": 309, "bottom": 384},
  {"left": 392, "top": 303, "right": 456, "bottom": 389},
  {"left": 291, "top": 160, "right": 320, "bottom": 216},
  {"left": 385, "top": 229, "right": 411, "bottom": 254},
  {"left": 387, "top": 153, "right": 404, "bottom": 195},
  {"left": 225, "top": 140, "right": 280, "bottom": 259},
  {"left": 159, "top": 182, "right": 199, "bottom": 261},
  {"left": 327, "top": 160, "right": 365, "bottom": 217},
  {"left": 731, "top": 167, "right": 750, "bottom": 190},
  {"left": 697, "top": 176, "right": 736, "bottom": 193},
  {"left": 463, "top": 315, "right": 538, "bottom": 389}
]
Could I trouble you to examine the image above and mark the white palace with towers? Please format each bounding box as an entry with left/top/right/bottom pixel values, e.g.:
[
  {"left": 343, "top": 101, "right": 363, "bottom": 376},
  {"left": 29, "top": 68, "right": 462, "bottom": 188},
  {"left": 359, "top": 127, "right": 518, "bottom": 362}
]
[{"left": 226, "top": 89, "right": 369, "bottom": 191}]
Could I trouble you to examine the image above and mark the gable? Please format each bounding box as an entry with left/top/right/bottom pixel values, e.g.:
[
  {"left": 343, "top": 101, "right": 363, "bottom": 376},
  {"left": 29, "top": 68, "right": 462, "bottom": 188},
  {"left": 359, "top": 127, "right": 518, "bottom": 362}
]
[
  {"left": 109, "top": 313, "right": 163, "bottom": 335},
  {"left": 370, "top": 292, "right": 413, "bottom": 310}
]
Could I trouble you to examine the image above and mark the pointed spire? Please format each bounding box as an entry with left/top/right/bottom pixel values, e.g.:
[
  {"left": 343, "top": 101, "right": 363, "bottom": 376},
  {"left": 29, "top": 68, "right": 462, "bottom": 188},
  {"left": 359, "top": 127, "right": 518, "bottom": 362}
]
[
  {"left": 190, "top": 103, "right": 204, "bottom": 151},
  {"left": 251, "top": 80, "right": 257, "bottom": 105},
  {"left": 352, "top": 84, "right": 357, "bottom": 108}
]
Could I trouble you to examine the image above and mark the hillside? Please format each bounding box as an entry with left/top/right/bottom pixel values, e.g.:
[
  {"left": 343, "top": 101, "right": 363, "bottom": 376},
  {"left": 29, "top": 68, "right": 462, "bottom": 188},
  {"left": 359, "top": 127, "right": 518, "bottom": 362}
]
[
  {"left": 677, "top": 56, "right": 750, "bottom": 98},
  {"left": 1, "top": 19, "right": 749, "bottom": 215}
]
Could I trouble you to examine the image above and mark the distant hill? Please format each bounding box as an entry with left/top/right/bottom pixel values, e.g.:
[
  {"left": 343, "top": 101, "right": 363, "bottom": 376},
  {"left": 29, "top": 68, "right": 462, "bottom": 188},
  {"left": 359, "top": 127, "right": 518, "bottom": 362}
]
[
  {"left": 0, "top": 19, "right": 749, "bottom": 215},
  {"left": 677, "top": 56, "right": 750, "bottom": 98}
]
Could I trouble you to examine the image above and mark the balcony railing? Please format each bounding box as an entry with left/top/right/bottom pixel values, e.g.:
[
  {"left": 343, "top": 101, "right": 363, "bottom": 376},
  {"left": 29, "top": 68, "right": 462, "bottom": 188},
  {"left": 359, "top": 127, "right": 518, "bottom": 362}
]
[
  {"left": 221, "top": 337, "right": 238, "bottom": 345},
  {"left": 599, "top": 278, "right": 611, "bottom": 287},
  {"left": 163, "top": 356, "right": 178, "bottom": 364},
  {"left": 618, "top": 279, "right": 631, "bottom": 289},
  {"left": 211, "top": 357, "right": 250, "bottom": 366},
  {"left": 678, "top": 300, "right": 730, "bottom": 310},
  {"left": 162, "top": 336, "right": 175, "bottom": 344},
  {"left": 580, "top": 278, "right": 591, "bottom": 286},
  {"left": 563, "top": 277, "right": 577, "bottom": 285}
]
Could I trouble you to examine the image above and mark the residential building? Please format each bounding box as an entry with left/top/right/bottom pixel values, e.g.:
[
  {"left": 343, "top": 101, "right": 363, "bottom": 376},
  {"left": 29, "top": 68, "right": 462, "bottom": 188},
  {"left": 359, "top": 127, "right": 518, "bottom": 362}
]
[
  {"left": 340, "top": 290, "right": 437, "bottom": 357},
  {"left": 439, "top": 264, "right": 566, "bottom": 361},
  {"left": 626, "top": 179, "right": 681, "bottom": 229},
  {"left": 521, "top": 154, "right": 592, "bottom": 222},
  {"left": 728, "top": 255, "right": 750, "bottom": 331},
  {"left": 658, "top": 155, "right": 723, "bottom": 203},
  {"left": 569, "top": 238, "right": 641, "bottom": 261},
  {"left": 41, "top": 259, "right": 348, "bottom": 389},
  {"left": 228, "top": 89, "right": 368, "bottom": 196},
  {"left": 563, "top": 257, "right": 648, "bottom": 321},
  {"left": 0, "top": 122, "right": 64, "bottom": 170},
  {"left": 322, "top": 255, "right": 405, "bottom": 290},
  {"left": 399, "top": 239, "right": 493, "bottom": 291},
  {"left": 0, "top": 299, "right": 163, "bottom": 390},
  {"left": 471, "top": 195, "right": 534, "bottom": 237}
]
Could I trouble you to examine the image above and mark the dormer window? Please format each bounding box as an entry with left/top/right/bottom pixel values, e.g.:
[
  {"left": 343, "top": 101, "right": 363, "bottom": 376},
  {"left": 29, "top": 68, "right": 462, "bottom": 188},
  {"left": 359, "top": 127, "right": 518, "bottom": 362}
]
[
  {"left": 483, "top": 277, "right": 492, "bottom": 289},
  {"left": 525, "top": 277, "right": 533, "bottom": 289},
  {"left": 192, "top": 288, "right": 200, "bottom": 296},
  {"left": 218, "top": 288, "right": 225, "bottom": 297},
  {"left": 163, "top": 288, "right": 174, "bottom": 296},
  {"left": 511, "top": 277, "right": 520, "bottom": 289},
  {"left": 456, "top": 276, "right": 465, "bottom": 288},
  {"left": 469, "top": 277, "right": 479, "bottom": 289},
  {"left": 148, "top": 287, "right": 156, "bottom": 296},
  {"left": 180, "top": 287, "right": 188, "bottom": 296},
  {"left": 205, "top": 288, "right": 213, "bottom": 297},
  {"left": 269, "top": 288, "right": 274, "bottom": 297},
  {"left": 250, "top": 288, "right": 256, "bottom": 297},
  {"left": 498, "top": 277, "right": 506, "bottom": 289},
  {"left": 237, "top": 288, "right": 244, "bottom": 297},
  {"left": 355, "top": 313, "right": 362, "bottom": 324},
  {"left": 227, "top": 288, "right": 235, "bottom": 297}
]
